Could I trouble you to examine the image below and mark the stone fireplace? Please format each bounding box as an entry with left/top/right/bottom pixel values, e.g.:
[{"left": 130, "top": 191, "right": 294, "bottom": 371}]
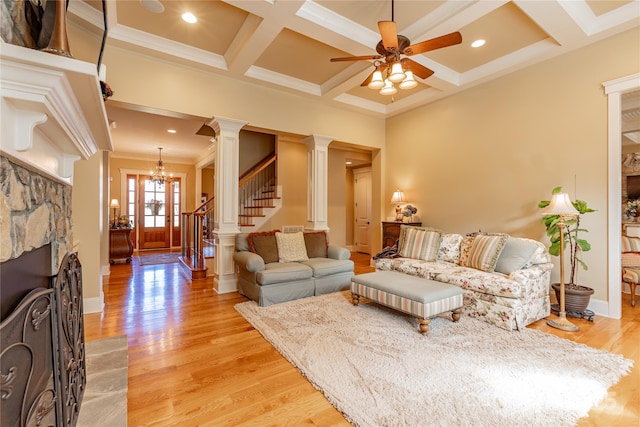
[
  {"left": 0, "top": 155, "right": 73, "bottom": 271},
  {"left": 1, "top": 39, "right": 111, "bottom": 425}
]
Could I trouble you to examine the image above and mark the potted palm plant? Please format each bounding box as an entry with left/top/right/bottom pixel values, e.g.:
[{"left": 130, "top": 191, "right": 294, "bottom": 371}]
[{"left": 538, "top": 186, "right": 596, "bottom": 313}]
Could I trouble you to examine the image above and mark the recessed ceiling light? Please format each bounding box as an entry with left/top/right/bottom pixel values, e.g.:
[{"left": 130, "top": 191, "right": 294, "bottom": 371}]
[
  {"left": 167, "top": 129, "right": 176, "bottom": 134},
  {"left": 140, "top": 0, "right": 164, "bottom": 13},
  {"left": 182, "top": 12, "right": 197, "bottom": 24},
  {"left": 471, "top": 39, "right": 486, "bottom": 48},
  {"left": 345, "top": 161, "right": 353, "bottom": 165}
]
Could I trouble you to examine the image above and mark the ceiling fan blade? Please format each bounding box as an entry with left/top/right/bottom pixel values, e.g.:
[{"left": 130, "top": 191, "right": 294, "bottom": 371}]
[
  {"left": 331, "top": 55, "right": 382, "bottom": 62},
  {"left": 402, "top": 59, "right": 434, "bottom": 80},
  {"left": 402, "top": 32, "right": 462, "bottom": 56},
  {"left": 378, "top": 21, "right": 398, "bottom": 52}
]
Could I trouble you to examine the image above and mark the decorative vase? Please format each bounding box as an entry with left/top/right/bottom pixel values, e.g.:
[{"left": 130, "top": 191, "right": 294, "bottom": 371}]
[
  {"left": 551, "top": 283, "right": 594, "bottom": 313},
  {"left": 41, "top": 0, "right": 71, "bottom": 57}
]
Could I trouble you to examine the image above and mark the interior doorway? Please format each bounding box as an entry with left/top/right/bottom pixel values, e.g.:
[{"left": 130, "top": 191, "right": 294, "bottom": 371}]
[
  {"left": 138, "top": 176, "right": 181, "bottom": 249},
  {"left": 353, "top": 167, "right": 372, "bottom": 254},
  {"left": 605, "top": 73, "right": 640, "bottom": 319}
]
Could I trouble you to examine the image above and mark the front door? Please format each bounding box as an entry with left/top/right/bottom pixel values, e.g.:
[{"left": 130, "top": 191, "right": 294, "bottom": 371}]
[{"left": 138, "top": 177, "right": 181, "bottom": 249}]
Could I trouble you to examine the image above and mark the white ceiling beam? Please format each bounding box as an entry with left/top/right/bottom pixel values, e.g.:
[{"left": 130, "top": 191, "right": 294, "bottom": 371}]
[{"left": 514, "top": 0, "right": 589, "bottom": 46}]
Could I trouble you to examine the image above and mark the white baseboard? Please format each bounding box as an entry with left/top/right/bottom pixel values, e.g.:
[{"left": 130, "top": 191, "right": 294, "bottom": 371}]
[
  {"left": 83, "top": 294, "right": 104, "bottom": 314},
  {"left": 586, "top": 297, "right": 608, "bottom": 317},
  {"left": 101, "top": 263, "right": 110, "bottom": 276}
]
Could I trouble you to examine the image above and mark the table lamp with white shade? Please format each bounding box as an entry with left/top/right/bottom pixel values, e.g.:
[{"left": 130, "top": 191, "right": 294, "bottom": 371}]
[
  {"left": 542, "top": 192, "right": 580, "bottom": 332},
  {"left": 110, "top": 199, "right": 120, "bottom": 228},
  {"left": 390, "top": 190, "right": 407, "bottom": 222}
]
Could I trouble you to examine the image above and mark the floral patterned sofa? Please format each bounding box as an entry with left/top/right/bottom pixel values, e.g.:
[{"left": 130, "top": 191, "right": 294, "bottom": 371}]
[{"left": 375, "top": 226, "right": 553, "bottom": 330}]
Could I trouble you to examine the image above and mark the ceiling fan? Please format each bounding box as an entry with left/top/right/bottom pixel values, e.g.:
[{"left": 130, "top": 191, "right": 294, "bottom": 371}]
[{"left": 330, "top": 1, "right": 462, "bottom": 95}]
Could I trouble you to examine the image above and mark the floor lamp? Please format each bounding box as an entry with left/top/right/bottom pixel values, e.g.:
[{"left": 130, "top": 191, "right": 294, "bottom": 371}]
[{"left": 543, "top": 192, "right": 580, "bottom": 332}]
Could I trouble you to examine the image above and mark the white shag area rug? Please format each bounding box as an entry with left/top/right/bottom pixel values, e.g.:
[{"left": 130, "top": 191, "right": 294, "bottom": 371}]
[{"left": 235, "top": 292, "right": 633, "bottom": 427}]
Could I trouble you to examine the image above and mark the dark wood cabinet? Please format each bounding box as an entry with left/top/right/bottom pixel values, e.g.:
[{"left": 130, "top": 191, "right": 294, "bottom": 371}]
[
  {"left": 109, "top": 228, "right": 134, "bottom": 264},
  {"left": 382, "top": 221, "right": 422, "bottom": 250}
]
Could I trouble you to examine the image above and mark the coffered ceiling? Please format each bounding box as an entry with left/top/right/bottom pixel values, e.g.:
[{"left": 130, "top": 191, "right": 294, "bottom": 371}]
[{"left": 66, "top": 0, "right": 639, "bottom": 161}]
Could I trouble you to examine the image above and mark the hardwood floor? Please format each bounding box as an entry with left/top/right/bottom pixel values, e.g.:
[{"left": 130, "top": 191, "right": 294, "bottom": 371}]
[{"left": 85, "top": 252, "right": 639, "bottom": 426}]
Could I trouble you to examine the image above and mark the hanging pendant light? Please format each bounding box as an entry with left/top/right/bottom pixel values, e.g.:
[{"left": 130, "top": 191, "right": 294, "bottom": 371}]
[{"left": 149, "top": 147, "right": 173, "bottom": 185}]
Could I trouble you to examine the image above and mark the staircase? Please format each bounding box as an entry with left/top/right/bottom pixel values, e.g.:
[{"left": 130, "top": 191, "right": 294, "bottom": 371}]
[
  {"left": 238, "top": 152, "right": 281, "bottom": 228},
  {"left": 179, "top": 196, "right": 214, "bottom": 279},
  {"left": 179, "top": 153, "right": 280, "bottom": 279}
]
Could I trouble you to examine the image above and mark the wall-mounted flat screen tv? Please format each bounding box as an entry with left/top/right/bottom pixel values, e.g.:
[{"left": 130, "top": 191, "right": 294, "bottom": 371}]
[{"left": 628, "top": 175, "right": 640, "bottom": 199}]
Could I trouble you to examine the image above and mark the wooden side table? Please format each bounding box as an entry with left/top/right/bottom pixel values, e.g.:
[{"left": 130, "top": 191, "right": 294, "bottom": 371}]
[
  {"left": 382, "top": 221, "right": 422, "bottom": 250},
  {"left": 109, "top": 228, "right": 134, "bottom": 264}
]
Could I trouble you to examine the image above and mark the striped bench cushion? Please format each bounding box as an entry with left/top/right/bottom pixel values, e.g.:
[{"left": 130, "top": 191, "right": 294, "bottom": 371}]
[{"left": 351, "top": 271, "right": 463, "bottom": 318}]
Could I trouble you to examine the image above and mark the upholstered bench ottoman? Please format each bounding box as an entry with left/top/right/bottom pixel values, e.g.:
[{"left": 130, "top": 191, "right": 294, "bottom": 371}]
[{"left": 351, "top": 271, "right": 464, "bottom": 335}]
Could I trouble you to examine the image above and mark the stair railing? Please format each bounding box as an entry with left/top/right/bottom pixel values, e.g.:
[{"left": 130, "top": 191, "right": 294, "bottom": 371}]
[
  {"left": 238, "top": 153, "right": 277, "bottom": 226},
  {"left": 181, "top": 195, "right": 214, "bottom": 270}
]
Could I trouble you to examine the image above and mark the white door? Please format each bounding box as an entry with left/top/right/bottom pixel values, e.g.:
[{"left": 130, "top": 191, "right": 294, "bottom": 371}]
[{"left": 353, "top": 168, "right": 372, "bottom": 254}]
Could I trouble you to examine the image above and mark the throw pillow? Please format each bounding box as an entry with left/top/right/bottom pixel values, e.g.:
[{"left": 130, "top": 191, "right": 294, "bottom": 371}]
[
  {"left": 621, "top": 236, "right": 640, "bottom": 253},
  {"left": 458, "top": 232, "right": 480, "bottom": 266},
  {"left": 494, "top": 237, "right": 539, "bottom": 275},
  {"left": 464, "top": 233, "right": 509, "bottom": 273},
  {"left": 248, "top": 230, "right": 280, "bottom": 264},
  {"left": 304, "top": 231, "right": 328, "bottom": 258},
  {"left": 438, "top": 234, "right": 463, "bottom": 263},
  {"left": 398, "top": 227, "right": 442, "bottom": 261},
  {"left": 276, "top": 232, "right": 309, "bottom": 263}
]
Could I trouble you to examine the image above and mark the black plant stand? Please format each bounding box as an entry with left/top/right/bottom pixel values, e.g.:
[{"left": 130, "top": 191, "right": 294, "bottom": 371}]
[{"left": 550, "top": 304, "right": 595, "bottom": 322}]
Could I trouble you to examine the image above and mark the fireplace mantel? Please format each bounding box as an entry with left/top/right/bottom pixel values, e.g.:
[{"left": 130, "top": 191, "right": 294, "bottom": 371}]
[{"left": 0, "top": 41, "right": 112, "bottom": 184}]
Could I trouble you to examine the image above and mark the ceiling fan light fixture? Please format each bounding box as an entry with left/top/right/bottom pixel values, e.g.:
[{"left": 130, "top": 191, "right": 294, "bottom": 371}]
[
  {"left": 368, "top": 69, "right": 385, "bottom": 90},
  {"left": 380, "top": 79, "right": 397, "bottom": 95},
  {"left": 399, "top": 70, "right": 417, "bottom": 90},
  {"left": 388, "top": 61, "right": 406, "bottom": 83}
]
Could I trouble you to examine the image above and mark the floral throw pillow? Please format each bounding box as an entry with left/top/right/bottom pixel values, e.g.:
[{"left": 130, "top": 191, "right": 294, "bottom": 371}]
[
  {"left": 438, "top": 234, "right": 463, "bottom": 263},
  {"left": 275, "top": 232, "right": 309, "bottom": 263}
]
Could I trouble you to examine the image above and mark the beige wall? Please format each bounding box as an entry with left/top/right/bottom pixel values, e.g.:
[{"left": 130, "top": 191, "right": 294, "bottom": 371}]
[
  {"left": 386, "top": 27, "right": 640, "bottom": 301},
  {"left": 72, "top": 151, "right": 105, "bottom": 304},
  {"left": 239, "top": 131, "right": 275, "bottom": 175},
  {"left": 261, "top": 139, "right": 308, "bottom": 231},
  {"left": 327, "top": 150, "right": 349, "bottom": 247},
  {"left": 201, "top": 167, "right": 215, "bottom": 201}
]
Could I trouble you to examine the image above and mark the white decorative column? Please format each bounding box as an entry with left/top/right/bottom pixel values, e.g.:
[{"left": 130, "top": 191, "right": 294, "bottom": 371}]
[
  {"left": 303, "top": 134, "right": 334, "bottom": 232},
  {"left": 209, "top": 116, "right": 247, "bottom": 294}
]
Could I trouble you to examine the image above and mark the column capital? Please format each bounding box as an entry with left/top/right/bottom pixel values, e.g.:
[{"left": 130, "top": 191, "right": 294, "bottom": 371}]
[
  {"left": 207, "top": 116, "right": 249, "bottom": 135},
  {"left": 302, "top": 134, "right": 334, "bottom": 150}
]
